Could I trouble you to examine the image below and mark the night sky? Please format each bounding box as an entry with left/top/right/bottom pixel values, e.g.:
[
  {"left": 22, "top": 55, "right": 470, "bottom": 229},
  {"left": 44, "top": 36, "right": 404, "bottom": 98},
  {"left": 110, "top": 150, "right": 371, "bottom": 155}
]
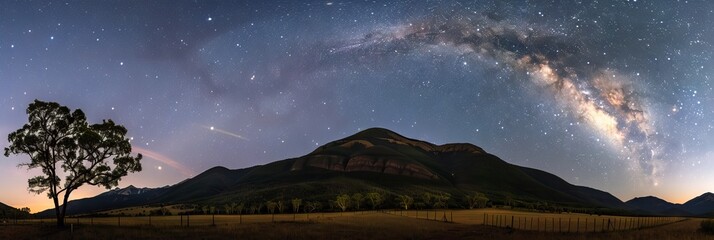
[{"left": 1, "top": 1, "right": 713, "bottom": 212}]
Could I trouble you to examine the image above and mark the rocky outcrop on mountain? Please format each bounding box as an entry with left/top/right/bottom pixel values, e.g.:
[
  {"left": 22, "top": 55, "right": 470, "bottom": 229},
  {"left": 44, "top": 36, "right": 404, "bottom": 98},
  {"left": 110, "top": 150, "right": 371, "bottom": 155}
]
[
  {"left": 291, "top": 128, "right": 486, "bottom": 179},
  {"left": 291, "top": 154, "right": 439, "bottom": 179},
  {"left": 100, "top": 185, "right": 156, "bottom": 196},
  {"left": 434, "top": 143, "right": 484, "bottom": 154}
]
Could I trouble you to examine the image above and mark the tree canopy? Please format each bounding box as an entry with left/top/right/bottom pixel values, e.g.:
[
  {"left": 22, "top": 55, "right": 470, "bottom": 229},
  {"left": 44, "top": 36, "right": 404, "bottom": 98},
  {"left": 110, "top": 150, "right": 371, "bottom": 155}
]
[{"left": 4, "top": 100, "right": 142, "bottom": 227}]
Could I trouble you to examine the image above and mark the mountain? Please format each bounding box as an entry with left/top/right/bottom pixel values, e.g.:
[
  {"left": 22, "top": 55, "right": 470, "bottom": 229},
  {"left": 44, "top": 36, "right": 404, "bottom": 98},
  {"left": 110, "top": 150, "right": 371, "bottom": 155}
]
[
  {"left": 100, "top": 185, "right": 157, "bottom": 197},
  {"left": 625, "top": 196, "right": 691, "bottom": 216},
  {"left": 624, "top": 193, "right": 714, "bottom": 216},
  {"left": 39, "top": 128, "right": 633, "bottom": 216},
  {"left": 0, "top": 202, "right": 28, "bottom": 219},
  {"left": 683, "top": 192, "right": 714, "bottom": 216},
  {"left": 36, "top": 185, "right": 167, "bottom": 217}
]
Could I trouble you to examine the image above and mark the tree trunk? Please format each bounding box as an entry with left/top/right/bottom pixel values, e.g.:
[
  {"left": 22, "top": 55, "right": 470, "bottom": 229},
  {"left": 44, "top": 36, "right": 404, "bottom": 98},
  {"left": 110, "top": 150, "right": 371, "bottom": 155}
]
[
  {"left": 52, "top": 195, "right": 63, "bottom": 227},
  {"left": 58, "top": 190, "right": 71, "bottom": 228},
  {"left": 59, "top": 198, "right": 69, "bottom": 227}
]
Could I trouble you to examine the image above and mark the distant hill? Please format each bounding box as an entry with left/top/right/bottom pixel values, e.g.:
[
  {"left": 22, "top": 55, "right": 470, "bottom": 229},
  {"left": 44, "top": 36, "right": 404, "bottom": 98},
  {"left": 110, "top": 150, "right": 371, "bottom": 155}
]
[
  {"left": 624, "top": 193, "right": 714, "bottom": 216},
  {"left": 625, "top": 196, "right": 691, "bottom": 216},
  {"left": 38, "top": 127, "right": 699, "bottom": 216},
  {"left": 0, "top": 202, "right": 28, "bottom": 219},
  {"left": 36, "top": 186, "right": 167, "bottom": 217},
  {"left": 683, "top": 192, "right": 714, "bottom": 216}
]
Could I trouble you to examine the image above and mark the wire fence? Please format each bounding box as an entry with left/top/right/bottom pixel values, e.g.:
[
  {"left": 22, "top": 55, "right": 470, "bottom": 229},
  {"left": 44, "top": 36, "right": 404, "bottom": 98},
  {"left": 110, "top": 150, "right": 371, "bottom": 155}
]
[
  {"left": 6, "top": 211, "right": 378, "bottom": 227},
  {"left": 482, "top": 213, "right": 686, "bottom": 232},
  {"left": 383, "top": 209, "right": 454, "bottom": 223},
  {"left": 378, "top": 209, "right": 689, "bottom": 233},
  {"left": 2, "top": 210, "right": 690, "bottom": 233}
]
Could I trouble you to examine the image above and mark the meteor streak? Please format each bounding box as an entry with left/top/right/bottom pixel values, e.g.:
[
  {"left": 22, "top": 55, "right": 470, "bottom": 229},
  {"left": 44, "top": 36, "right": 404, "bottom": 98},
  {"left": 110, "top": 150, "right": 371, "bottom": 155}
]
[
  {"left": 202, "top": 125, "right": 250, "bottom": 141},
  {"left": 132, "top": 146, "right": 195, "bottom": 177}
]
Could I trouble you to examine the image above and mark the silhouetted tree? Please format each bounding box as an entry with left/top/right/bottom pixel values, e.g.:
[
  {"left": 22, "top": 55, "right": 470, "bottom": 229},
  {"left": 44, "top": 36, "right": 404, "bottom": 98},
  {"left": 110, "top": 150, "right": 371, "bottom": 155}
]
[
  {"left": 397, "top": 195, "right": 414, "bottom": 210},
  {"left": 426, "top": 193, "right": 450, "bottom": 209},
  {"left": 351, "top": 193, "right": 364, "bottom": 211},
  {"left": 291, "top": 198, "right": 302, "bottom": 213},
  {"left": 202, "top": 206, "right": 210, "bottom": 214},
  {"left": 276, "top": 200, "right": 285, "bottom": 213},
  {"left": 465, "top": 192, "right": 489, "bottom": 209},
  {"left": 248, "top": 204, "right": 258, "bottom": 214},
  {"left": 19, "top": 207, "right": 30, "bottom": 214},
  {"left": 266, "top": 201, "right": 277, "bottom": 222},
  {"left": 335, "top": 194, "right": 350, "bottom": 212},
  {"left": 160, "top": 207, "right": 170, "bottom": 216},
  {"left": 422, "top": 193, "right": 433, "bottom": 208},
  {"left": 305, "top": 201, "right": 321, "bottom": 213},
  {"left": 235, "top": 203, "right": 244, "bottom": 215},
  {"left": 4, "top": 100, "right": 142, "bottom": 227},
  {"left": 366, "top": 192, "right": 383, "bottom": 209},
  {"left": 504, "top": 195, "right": 514, "bottom": 208},
  {"left": 224, "top": 203, "right": 232, "bottom": 214}
]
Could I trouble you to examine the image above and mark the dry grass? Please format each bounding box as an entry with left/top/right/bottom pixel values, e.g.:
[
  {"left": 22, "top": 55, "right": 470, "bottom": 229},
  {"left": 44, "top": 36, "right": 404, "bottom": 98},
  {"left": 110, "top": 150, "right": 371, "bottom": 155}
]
[
  {"left": 97, "top": 204, "right": 190, "bottom": 216},
  {"left": 3, "top": 211, "right": 712, "bottom": 239},
  {"left": 388, "top": 209, "right": 686, "bottom": 232}
]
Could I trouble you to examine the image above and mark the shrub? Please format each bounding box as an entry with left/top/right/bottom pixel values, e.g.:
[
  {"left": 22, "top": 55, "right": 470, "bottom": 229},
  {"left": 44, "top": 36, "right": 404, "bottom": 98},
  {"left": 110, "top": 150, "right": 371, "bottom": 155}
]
[{"left": 701, "top": 219, "right": 714, "bottom": 234}]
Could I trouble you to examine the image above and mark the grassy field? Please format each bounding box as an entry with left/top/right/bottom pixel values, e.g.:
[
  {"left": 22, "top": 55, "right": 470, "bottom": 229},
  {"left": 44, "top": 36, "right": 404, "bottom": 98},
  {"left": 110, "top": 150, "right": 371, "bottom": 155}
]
[
  {"left": 385, "top": 209, "right": 687, "bottom": 232},
  {"left": 2, "top": 210, "right": 712, "bottom": 239}
]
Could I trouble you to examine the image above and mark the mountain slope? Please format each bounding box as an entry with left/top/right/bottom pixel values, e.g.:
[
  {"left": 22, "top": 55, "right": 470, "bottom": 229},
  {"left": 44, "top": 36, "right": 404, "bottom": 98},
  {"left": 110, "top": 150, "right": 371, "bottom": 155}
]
[
  {"left": 0, "top": 202, "right": 29, "bottom": 218},
  {"left": 39, "top": 127, "right": 635, "bottom": 215},
  {"left": 625, "top": 196, "right": 690, "bottom": 216},
  {"left": 683, "top": 192, "right": 714, "bottom": 216}
]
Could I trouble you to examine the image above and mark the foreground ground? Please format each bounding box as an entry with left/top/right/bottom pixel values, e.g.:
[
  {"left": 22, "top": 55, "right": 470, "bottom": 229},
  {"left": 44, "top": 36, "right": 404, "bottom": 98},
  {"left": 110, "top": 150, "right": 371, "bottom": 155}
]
[{"left": 1, "top": 212, "right": 711, "bottom": 240}]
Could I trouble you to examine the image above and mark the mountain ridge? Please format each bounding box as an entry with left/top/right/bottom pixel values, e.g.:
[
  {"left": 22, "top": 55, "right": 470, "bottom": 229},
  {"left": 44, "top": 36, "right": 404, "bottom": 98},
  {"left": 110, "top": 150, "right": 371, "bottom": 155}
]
[{"left": 35, "top": 127, "right": 714, "bottom": 217}]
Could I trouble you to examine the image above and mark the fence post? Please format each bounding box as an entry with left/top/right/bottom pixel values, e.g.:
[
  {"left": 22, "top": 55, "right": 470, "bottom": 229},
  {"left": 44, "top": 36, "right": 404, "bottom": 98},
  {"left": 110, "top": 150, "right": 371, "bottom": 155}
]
[
  {"left": 576, "top": 218, "right": 579, "bottom": 233},
  {"left": 212, "top": 214, "right": 215, "bottom": 226},
  {"left": 529, "top": 217, "right": 533, "bottom": 230},
  {"left": 593, "top": 218, "right": 596, "bottom": 232},
  {"left": 483, "top": 213, "right": 486, "bottom": 225},
  {"left": 601, "top": 219, "right": 605, "bottom": 232},
  {"left": 511, "top": 216, "right": 514, "bottom": 228},
  {"left": 584, "top": 218, "right": 588, "bottom": 232},
  {"left": 451, "top": 212, "right": 453, "bottom": 223},
  {"left": 118, "top": 216, "right": 121, "bottom": 226},
  {"left": 630, "top": 218, "right": 636, "bottom": 229},
  {"left": 632, "top": 218, "right": 635, "bottom": 229}
]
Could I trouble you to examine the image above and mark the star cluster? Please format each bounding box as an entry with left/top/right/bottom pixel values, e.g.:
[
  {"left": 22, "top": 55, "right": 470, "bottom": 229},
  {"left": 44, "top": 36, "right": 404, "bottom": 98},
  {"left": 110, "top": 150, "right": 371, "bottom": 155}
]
[{"left": 1, "top": 1, "right": 713, "bottom": 211}]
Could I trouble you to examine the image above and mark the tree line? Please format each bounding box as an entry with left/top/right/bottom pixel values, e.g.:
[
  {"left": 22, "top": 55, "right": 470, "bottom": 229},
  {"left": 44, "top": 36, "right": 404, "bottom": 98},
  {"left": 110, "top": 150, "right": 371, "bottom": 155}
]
[{"left": 180, "top": 191, "right": 495, "bottom": 216}]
